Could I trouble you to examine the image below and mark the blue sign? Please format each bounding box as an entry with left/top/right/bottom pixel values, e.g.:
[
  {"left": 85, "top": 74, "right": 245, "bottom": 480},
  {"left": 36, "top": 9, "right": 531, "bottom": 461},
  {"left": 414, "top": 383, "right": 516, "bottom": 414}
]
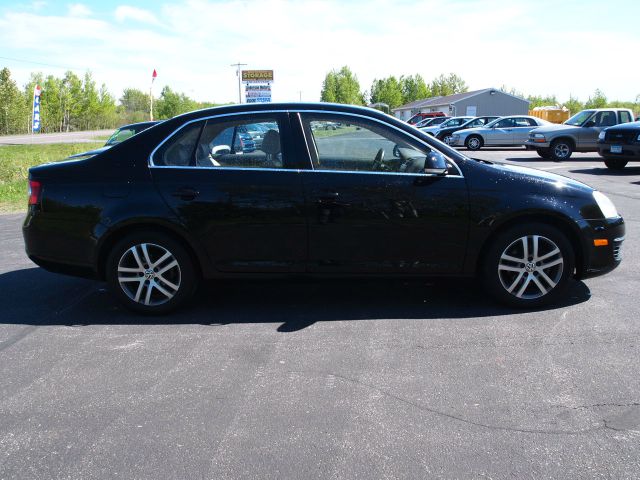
[{"left": 32, "top": 86, "right": 41, "bottom": 133}]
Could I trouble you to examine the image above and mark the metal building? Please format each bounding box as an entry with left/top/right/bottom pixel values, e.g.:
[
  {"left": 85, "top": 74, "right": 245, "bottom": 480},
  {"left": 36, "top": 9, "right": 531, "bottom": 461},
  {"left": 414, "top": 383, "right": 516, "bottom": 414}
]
[{"left": 393, "top": 88, "right": 530, "bottom": 121}]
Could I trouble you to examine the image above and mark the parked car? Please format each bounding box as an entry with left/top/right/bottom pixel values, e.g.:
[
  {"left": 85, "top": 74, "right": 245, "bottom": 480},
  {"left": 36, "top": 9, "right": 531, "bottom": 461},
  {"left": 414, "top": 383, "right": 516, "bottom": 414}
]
[
  {"left": 525, "top": 108, "right": 635, "bottom": 161},
  {"left": 407, "top": 111, "right": 446, "bottom": 125},
  {"left": 23, "top": 103, "right": 624, "bottom": 314},
  {"left": 435, "top": 116, "right": 500, "bottom": 144},
  {"left": 597, "top": 120, "right": 640, "bottom": 170},
  {"left": 68, "top": 121, "right": 161, "bottom": 159},
  {"left": 450, "top": 116, "right": 551, "bottom": 150},
  {"left": 414, "top": 116, "right": 450, "bottom": 129},
  {"left": 421, "top": 116, "right": 474, "bottom": 136}
]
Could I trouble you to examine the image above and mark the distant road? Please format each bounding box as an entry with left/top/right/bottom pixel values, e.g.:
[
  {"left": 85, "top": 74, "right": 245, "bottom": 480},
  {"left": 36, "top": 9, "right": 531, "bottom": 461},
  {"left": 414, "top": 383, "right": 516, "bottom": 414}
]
[{"left": 0, "top": 130, "right": 112, "bottom": 145}]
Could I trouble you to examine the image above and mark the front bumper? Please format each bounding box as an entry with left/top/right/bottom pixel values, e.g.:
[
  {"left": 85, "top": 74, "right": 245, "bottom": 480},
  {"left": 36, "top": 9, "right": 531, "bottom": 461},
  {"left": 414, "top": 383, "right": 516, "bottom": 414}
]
[
  {"left": 598, "top": 144, "right": 640, "bottom": 160},
  {"left": 525, "top": 139, "right": 551, "bottom": 149},
  {"left": 576, "top": 216, "right": 625, "bottom": 280}
]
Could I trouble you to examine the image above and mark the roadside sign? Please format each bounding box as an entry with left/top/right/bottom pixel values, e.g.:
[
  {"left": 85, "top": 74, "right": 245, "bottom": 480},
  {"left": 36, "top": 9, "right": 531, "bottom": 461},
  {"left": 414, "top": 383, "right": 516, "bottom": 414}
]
[
  {"left": 242, "top": 70, "right": 273, "bottom": 103},
  {"left": 32, "top": 85, "right": 42, "bottom": 133}
]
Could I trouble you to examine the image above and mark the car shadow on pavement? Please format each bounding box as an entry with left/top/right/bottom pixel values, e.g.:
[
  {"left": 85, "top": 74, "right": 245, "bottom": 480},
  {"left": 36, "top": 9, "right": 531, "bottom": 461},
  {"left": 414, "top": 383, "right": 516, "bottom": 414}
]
[
  {"left": 0, "top": 267, "right": 592, "bottom": 332},
  {"left": 569, "top": 167, "right": 640, "bottom": 176}
]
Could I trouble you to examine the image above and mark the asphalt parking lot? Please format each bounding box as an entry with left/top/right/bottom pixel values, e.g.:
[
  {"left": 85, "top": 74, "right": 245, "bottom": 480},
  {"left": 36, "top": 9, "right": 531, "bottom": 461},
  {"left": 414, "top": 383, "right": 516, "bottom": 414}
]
[{"left": 1, "top": 150, "right": 639, "bottom": 479}]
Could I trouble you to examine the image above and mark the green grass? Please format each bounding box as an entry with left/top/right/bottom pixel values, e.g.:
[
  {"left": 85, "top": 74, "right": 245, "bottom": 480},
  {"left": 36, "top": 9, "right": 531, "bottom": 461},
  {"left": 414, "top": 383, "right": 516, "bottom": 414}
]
[
  {"left": 0, "top": 142, "right": 102, "bottom": 212},
  {"left": 312, "top": 126, "right": 359, "bottom": 138}
]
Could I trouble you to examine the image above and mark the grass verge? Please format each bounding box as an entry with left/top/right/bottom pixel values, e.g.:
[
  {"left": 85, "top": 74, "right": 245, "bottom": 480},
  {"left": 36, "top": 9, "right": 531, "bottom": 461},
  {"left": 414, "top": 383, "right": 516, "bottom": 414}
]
[{"left": 0, "top": 142, "right": 102, "bottom": 212}]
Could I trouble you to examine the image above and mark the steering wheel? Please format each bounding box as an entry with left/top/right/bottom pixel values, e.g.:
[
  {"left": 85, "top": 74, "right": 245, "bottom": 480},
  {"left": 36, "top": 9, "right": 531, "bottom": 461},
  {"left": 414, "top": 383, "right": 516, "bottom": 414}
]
[{"left": 371, "top": 148, "right": 385, "bottom": 171}]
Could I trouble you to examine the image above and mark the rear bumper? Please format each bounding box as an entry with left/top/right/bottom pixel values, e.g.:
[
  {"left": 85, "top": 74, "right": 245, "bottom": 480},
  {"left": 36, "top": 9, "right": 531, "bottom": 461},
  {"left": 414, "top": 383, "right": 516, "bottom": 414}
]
[
  {"left": 576, "top": 217, "right": 625, "bottom": 280},
  {"left": 23, "top": 208, "right": 99, "bottom": 279}
]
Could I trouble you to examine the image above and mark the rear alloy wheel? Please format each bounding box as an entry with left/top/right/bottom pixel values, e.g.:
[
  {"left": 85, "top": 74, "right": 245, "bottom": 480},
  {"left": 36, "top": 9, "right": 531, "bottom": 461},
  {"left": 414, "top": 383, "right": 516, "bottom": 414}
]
[
  {"left": 604, "top": 158, "right": 628, "bottom": 170},
  {"left": 550, "top": 139, "right": 573, "bottom": 161},
  {"left": 465, "top": 135, "right": 483, "bottom": 151},
  {"left": 482, "top": 223, "right": 574, "bottom": 308},
  {"left": 106, "top": 232, "right": 198, "bottom": 314}
]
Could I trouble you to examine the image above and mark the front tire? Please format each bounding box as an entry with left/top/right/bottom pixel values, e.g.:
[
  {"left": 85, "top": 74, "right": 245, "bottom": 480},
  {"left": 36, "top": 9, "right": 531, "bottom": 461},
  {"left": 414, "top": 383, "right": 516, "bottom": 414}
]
[
  {"left": 465, "top": 135, "right": 483, "bottom": 151},
  {"left": 106, "top": 232, "right": 198, "bottom": 314},
  {"left": 536, "top": 148, "right": 551, "bottom": 159},
  {"left": 482, "top": 223, "right": 574, "bottom": 308},
  {"left": 604, "top": 158, "right": 628, "bottom": 170},
  {"left": 550, "top": 139, "right": 573, "bottom": 161}
]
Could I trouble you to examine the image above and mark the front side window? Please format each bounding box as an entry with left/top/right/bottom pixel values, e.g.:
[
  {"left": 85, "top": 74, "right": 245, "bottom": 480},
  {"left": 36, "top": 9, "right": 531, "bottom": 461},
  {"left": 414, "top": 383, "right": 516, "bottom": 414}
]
[
  {"left": 593, "top": 111, "right": 617, "bottom": 127},
  {"left": 152, "top": 116, "right": 284, "bottom": 169},
  {"left": 301, "top": 114, "right": 440, "bottom": 174},
  {"left": 494, "top": 118, "right": 515, "bottom": 128}
]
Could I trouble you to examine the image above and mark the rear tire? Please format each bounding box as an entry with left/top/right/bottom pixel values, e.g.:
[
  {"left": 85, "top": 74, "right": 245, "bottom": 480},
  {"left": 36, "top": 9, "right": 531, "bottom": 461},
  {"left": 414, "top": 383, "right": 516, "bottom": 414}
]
[
  {"left": 466, "top": 135, "right": 483, "bottom": 151},
  {"left": 482, "top": 223, "right": 574, "bottom": 308},
  {"left": 106, "top": 232, "right": 198, "bottom": 314},
  {"left": 604, "top": 158, "right": 628, "bottom": 170}
]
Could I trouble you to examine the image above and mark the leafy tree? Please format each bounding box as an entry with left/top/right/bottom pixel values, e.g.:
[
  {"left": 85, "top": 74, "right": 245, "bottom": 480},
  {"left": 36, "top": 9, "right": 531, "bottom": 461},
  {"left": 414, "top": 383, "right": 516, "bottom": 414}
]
[
  {"left": 429, "top": 73, "right": 468, "bottom": 97},
  {"left": 156, "top": 86, "right": 198, "bottom": 119},
  {"left": 320, "top": 66, "right": 365, "bottom": 105},
  {"left": 527, "top": 94, "right": 559, "bottom": 108},
  {"left": 585, "top": 89, "right": 607, "bottom": 109},
  {"left": 369, "top": 76, "right": 403, "bottom": 109},
  {"left": 400, "top": 74, "right": 429, "bottom": 104},
  {"left": 563, "top": 95, "right": 584, "bottom": 115},
  {"left": 0, "top": 67, "right": 27, "bottom": 134}
]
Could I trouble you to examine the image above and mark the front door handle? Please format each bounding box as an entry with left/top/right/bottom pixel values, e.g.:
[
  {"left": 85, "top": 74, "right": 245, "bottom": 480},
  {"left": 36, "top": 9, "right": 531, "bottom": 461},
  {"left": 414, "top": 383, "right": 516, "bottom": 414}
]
[{"left": 172, "top": 187, "right": 199, "bottom": 201}]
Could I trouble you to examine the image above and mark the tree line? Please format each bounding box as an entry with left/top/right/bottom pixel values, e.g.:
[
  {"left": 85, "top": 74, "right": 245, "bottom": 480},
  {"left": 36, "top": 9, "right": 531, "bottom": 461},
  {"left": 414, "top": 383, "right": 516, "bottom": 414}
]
[
  {"left": 320, "top": 66, "right": 640, "bottom": 115},
  {"left": 0, "top": 67, "right": 222, "bottom": 135}
]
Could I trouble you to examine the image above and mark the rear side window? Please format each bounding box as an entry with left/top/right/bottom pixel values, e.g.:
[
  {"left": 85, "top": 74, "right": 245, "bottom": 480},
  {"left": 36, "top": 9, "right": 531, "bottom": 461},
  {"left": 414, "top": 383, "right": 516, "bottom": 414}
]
[
  {"left": 620, "top": 111, "right": 632, "bottom": 123},
  {"left": 152, "top": 122, "right": 203, "bottom": 166},
  {"left": 151, "top": 116, "right": 284, "bottom": 168}
]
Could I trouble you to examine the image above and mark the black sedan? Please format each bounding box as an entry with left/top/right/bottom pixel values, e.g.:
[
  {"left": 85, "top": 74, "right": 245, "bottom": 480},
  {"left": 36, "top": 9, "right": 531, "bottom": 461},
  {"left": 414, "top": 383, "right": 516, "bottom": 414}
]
[
  {"left": 435, "top": 116, "right": 499, "bottom": 144},
  {"left": 23, "top": 103, "right": 625, "bottom": 314}
]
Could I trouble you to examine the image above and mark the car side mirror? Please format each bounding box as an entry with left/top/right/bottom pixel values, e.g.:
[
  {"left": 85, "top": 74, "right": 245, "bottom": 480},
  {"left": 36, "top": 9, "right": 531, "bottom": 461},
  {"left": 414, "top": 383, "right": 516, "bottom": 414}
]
[
  {"left": 584, "top": 121, "right": 595, "bottom": 128},
  {"left": 211, "top": 145, "right": 231, "bottom": 155},
  {"left": 423, "top": 152, "right": 448, "bottom": 175}
]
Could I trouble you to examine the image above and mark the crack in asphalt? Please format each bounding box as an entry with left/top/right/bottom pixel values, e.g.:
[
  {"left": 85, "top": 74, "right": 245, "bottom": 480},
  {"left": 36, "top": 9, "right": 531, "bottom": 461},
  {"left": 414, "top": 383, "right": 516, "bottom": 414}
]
[{"left": 298, "top": 370, "right": 608, "bottom": 436}]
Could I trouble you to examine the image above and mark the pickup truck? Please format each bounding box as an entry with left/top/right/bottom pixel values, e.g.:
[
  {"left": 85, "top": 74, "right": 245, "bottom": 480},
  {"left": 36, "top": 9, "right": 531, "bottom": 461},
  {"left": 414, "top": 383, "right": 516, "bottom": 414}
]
[{"left": 524, "top": 108, "right": 634, "bottom": 161}]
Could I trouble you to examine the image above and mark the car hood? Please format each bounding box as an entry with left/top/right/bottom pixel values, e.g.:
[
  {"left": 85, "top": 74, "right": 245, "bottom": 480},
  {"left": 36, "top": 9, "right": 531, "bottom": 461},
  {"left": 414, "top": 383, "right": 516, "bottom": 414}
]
[
  {"left": 67, "top": 145, "right": 111, "bottom": 159},
  {"left": 455, "top": 126, "right": 487, "bottom": 135},
  {"left": 487, "top": 161, "right": 593, "bottom": 193},
  {"left": 530, "top": 124, "right": 579, "bottom": 135}
]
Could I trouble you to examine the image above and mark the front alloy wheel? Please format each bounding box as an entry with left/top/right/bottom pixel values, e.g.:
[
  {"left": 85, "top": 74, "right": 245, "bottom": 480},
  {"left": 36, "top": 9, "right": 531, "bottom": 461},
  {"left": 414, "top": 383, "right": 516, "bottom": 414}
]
[
  {"left": 106, "top": 232, "right": 197, "bottom": 314},
  {"left": 497, "top": 235, "right": 563, "bottom": 300},
  {"left": 443, "top": 135, "right": 454, "bottom": 145},
  {"left": 550, "top": 139, "right": 573, "bottom": 161},
  {"left": 483, "top": 223, "right": 574, "bottom": 307}
]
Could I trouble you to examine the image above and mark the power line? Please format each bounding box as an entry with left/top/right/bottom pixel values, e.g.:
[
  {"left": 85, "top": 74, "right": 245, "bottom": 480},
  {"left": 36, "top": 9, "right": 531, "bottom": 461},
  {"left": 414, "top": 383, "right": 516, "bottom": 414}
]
[{"left": 0, "top": 55, "right": 86, "bottom": 72}]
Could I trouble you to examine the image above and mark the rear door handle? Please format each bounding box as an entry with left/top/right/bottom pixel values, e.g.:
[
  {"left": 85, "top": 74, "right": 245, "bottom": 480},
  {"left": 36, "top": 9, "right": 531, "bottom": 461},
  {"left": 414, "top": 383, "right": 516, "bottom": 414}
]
[{"left": 172, "top": 187, "right": 199, "bottom": 201}]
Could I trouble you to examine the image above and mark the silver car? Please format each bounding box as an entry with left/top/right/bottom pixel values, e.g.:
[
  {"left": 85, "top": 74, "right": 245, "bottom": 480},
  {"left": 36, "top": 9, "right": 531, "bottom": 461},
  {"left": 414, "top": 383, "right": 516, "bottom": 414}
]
[
  {"left": 420, "top": 116, "right": 474, "bottom": 136},
  {"left": 450, "top": 116, "right": 551, "bottom": 150}
]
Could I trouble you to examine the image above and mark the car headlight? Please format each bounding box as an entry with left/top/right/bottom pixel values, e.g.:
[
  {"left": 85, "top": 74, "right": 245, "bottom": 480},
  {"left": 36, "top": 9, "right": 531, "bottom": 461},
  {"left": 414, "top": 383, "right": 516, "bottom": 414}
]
[
  {"left": 531, "top": 133, "right": 546, "bottom": 143},
  {"left": 598, "top": 130, "right": 606, "bottom": 141},
  {"left": 593, "top": 191, "right": 619, "bottom": 218}
]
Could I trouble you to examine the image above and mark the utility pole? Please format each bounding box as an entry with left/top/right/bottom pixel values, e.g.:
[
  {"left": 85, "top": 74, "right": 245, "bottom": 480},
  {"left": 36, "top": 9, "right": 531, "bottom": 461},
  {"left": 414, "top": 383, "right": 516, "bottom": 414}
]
[
  {"left": 298, "top": 91, "right": 302, "bottom": 102},
  {"left": 230, "top": 62, "right": 247, "bottom": 104}
]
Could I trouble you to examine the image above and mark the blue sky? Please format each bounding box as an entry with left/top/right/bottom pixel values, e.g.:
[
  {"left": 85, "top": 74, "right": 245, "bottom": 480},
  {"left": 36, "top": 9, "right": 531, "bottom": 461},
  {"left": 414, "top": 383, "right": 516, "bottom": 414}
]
[{"left": 0, "top": 0, "right": 639, "bottom": 104}]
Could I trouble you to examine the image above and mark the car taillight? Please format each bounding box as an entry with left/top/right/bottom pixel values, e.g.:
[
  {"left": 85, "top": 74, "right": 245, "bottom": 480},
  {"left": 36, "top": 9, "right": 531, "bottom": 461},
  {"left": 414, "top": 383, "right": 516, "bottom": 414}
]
[{"left": 28, "top": 179, "right": 42, "bottom": 206}]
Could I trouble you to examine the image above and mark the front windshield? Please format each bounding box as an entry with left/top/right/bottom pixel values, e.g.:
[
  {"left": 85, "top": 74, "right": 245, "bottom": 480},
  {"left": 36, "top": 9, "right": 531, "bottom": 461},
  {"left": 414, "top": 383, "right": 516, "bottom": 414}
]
[{"left": 564, "top": 110, "right": 594, "bottom": 126}]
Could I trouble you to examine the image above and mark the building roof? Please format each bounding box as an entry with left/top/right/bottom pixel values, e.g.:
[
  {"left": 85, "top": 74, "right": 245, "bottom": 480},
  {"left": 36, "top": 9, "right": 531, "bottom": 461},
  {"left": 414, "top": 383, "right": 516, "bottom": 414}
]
[{"left": 393, "top": 88, "right": 528, "bottom": 112}]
